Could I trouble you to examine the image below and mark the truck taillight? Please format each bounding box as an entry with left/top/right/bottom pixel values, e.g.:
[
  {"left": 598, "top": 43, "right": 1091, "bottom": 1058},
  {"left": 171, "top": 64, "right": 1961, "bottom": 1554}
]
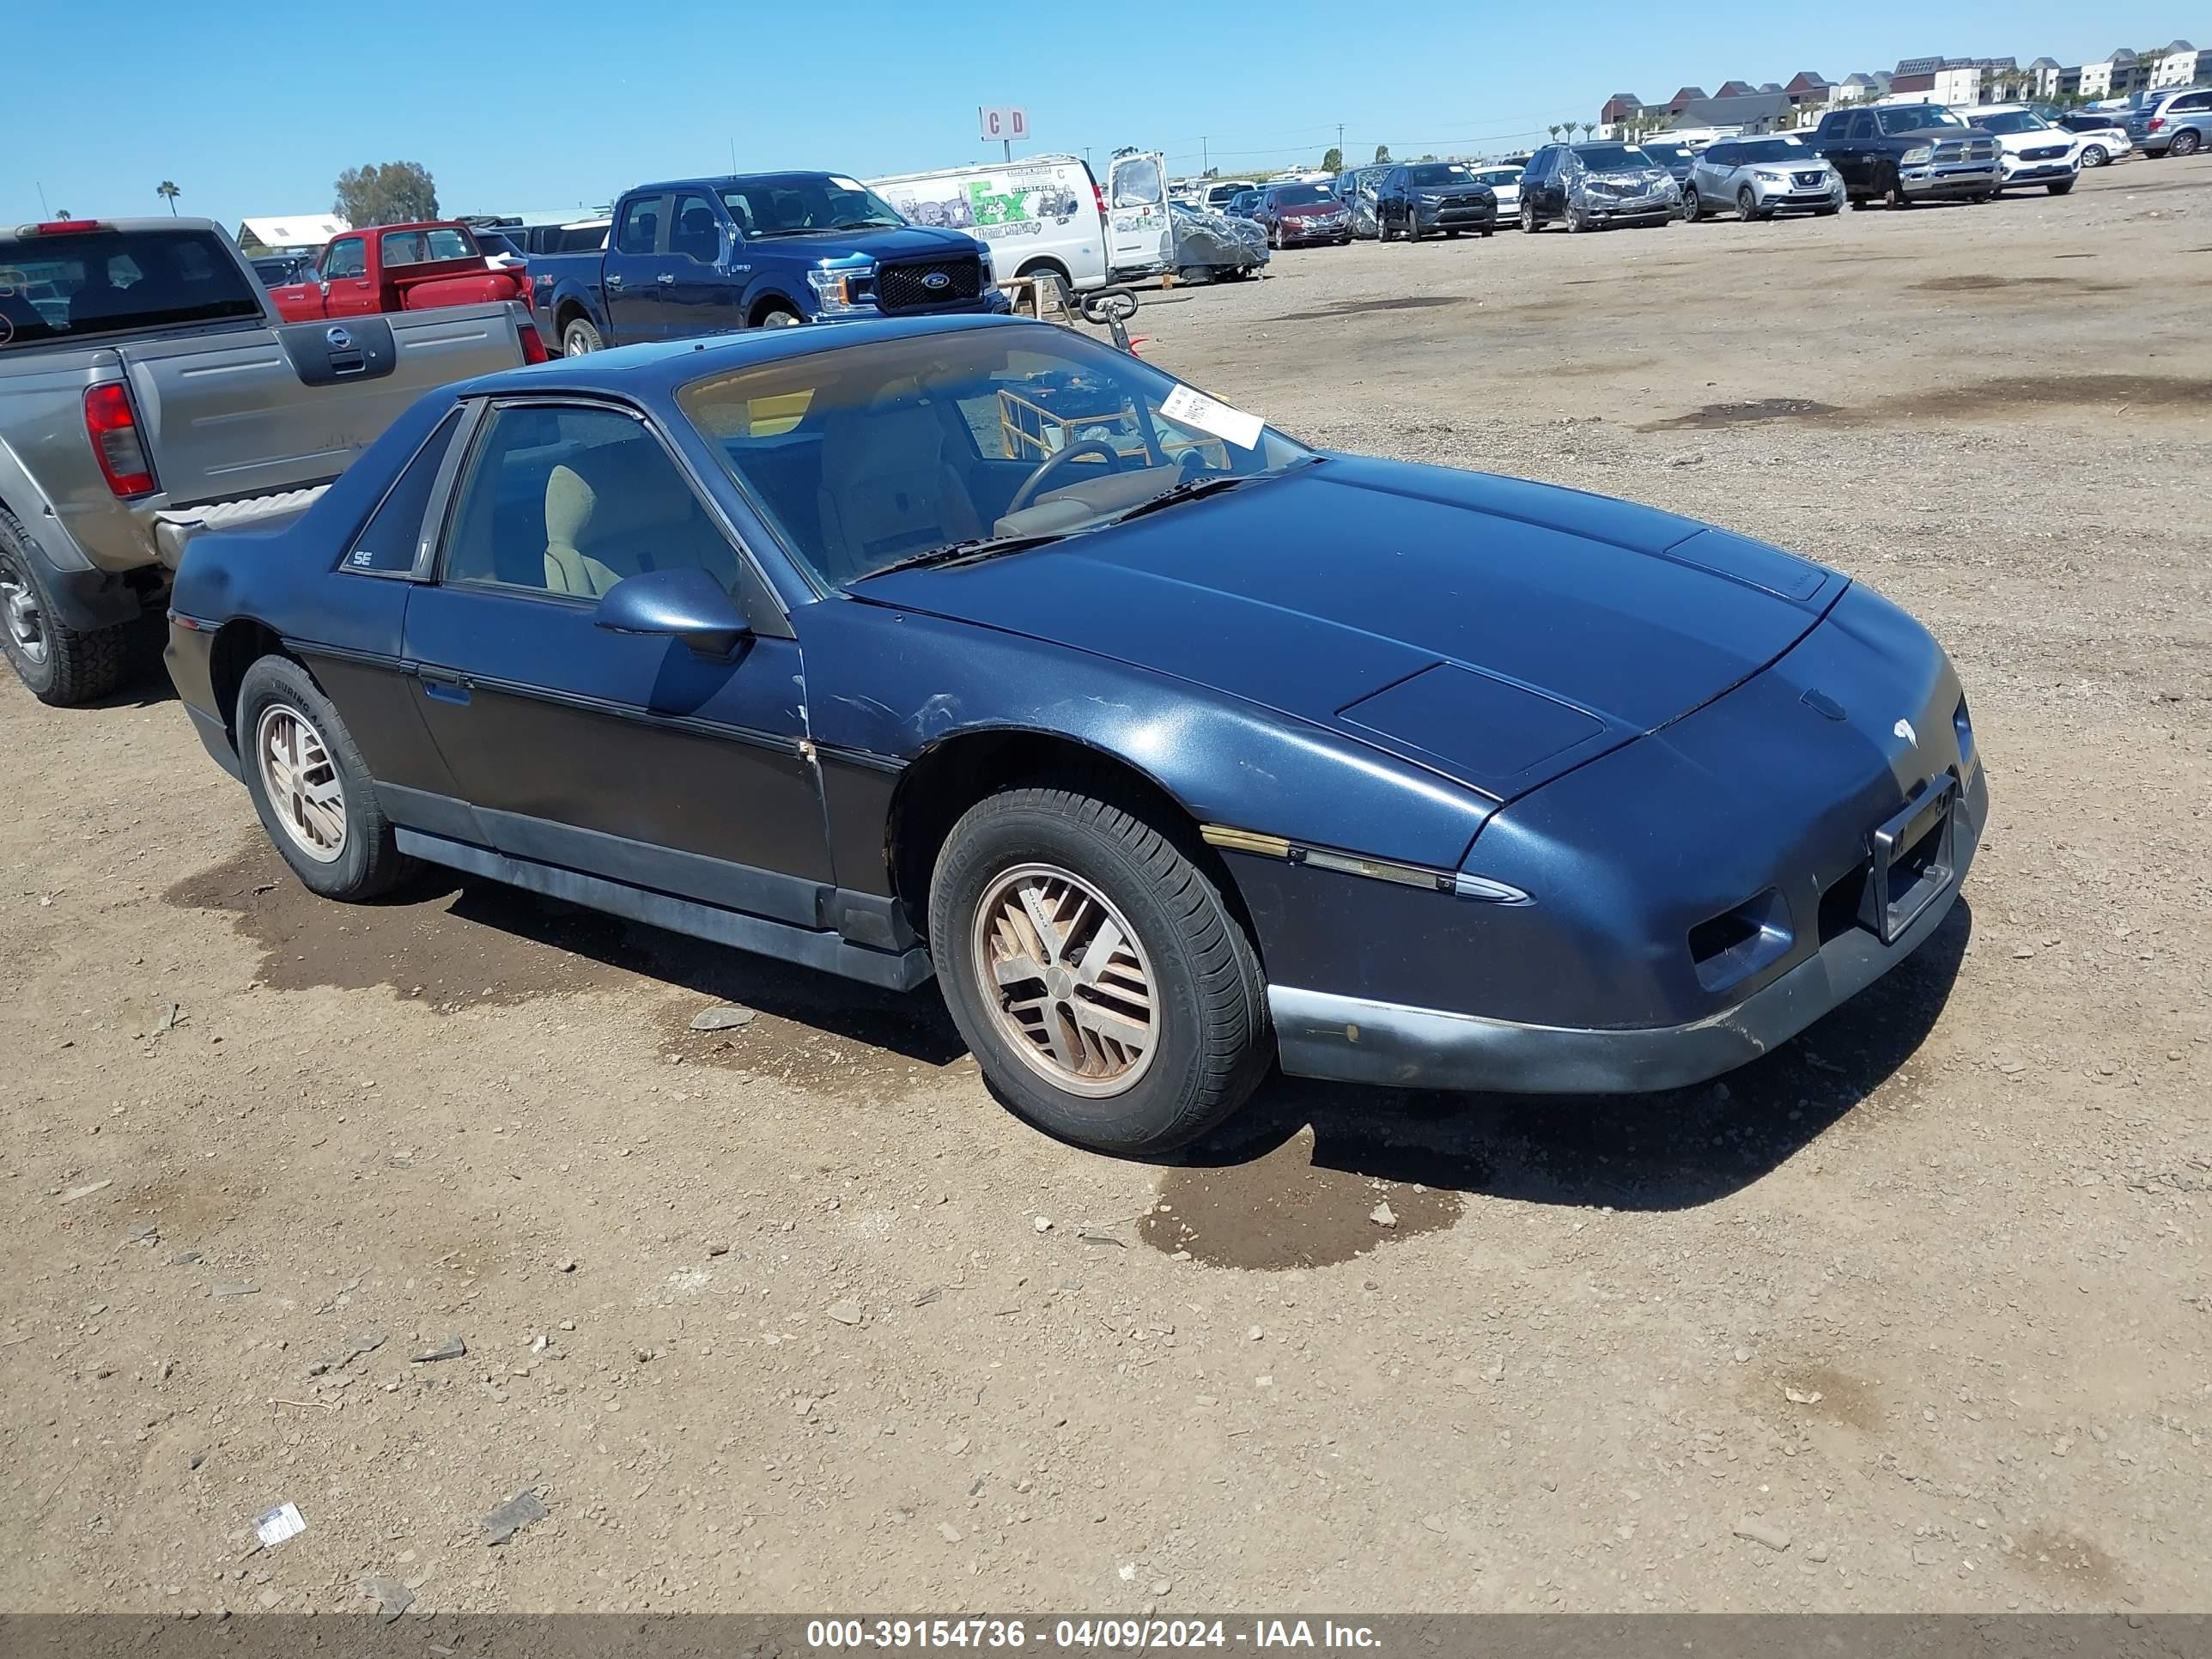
[
  {"left": 82, "top": 383, "right": 157, "bottom": 497},
  {"left": 1093, "top": 181, "right": 1108, "bottom": 219},
  {"left": 511, "top": 302, "right": 549, "bottom": 365}
]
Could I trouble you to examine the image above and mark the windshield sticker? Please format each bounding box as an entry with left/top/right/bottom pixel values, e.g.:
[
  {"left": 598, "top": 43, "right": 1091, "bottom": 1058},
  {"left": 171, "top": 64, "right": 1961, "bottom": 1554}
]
[
  {"left": 1159, "top": 385, "right": 1263, "bottom": 451},
  {"left": 830, "top": 176, "right": 866, "bottom": 191}
]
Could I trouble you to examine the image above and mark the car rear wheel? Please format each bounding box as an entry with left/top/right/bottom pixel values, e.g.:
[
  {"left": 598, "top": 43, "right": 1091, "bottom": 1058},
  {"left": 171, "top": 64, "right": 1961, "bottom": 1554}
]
[
  {"left": 236, "top": 655, "right": 411, "bottom": 902},
  {"left": 928, "top": 786, "right": 1270, "bottom": 1156},
  {"left": 0, "top": 509, "right": 128, "bottom": 708},
  {"left": 2172, "top": 131, "right": 2202, "bottom": 158},
  {"left": 2081, "top": 144, "right": 2109, "bottom": 167},
  {"left": 560, "top": 317, "right": 603, "bottom": 356}
]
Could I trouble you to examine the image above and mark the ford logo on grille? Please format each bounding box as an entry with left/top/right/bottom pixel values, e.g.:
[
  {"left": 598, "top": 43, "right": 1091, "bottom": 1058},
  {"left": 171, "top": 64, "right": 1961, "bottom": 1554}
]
[
  {"left": 325, "top": 325, "right": 352, "bottom": 349},
  {"left": 921, "top": 271, "right": 951, "bottom": 292}
]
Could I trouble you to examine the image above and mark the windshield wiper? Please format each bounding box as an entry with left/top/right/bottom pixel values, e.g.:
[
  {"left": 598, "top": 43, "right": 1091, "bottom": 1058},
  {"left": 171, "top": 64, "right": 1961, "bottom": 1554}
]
[
  {"left": 834, "top": 218, "right": 904, "bottom": 230},
  {"left": 1097, "top": 457, "right": 1321, "bottom": 529},
  {"left": 848, "top": 531, "right": 1071, "bottom": 584}
]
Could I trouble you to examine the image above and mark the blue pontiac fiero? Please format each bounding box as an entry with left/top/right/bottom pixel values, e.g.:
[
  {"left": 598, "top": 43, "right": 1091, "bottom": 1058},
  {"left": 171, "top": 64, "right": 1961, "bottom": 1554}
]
[{"left": 167, "top": 315, "right": 1984, "bottom": 1154}]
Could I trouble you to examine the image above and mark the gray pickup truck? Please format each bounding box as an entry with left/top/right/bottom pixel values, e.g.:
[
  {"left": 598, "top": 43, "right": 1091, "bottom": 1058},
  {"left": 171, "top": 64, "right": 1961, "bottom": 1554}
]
[{"left": 0, "top": 216, "right": 538, "bottom": 705}]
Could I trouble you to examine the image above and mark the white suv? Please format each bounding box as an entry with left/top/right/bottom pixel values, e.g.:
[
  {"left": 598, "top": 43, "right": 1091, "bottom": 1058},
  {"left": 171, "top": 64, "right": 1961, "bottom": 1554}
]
[{"left": 1961, "top": 107, "right": 2081, "bottom": 193}]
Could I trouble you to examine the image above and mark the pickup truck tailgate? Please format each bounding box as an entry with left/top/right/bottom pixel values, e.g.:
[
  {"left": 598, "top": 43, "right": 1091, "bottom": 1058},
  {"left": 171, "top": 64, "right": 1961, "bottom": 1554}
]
[{"left": 118, "top": 306, "right": 520, "bottom": 508}]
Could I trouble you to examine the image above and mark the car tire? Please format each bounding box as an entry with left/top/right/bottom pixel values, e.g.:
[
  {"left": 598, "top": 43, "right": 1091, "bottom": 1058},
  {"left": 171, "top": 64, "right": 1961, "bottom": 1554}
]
[
  {"left": 236, "top": 655, "right": 411, "bottom": 902},
  {"left": 756, "top": 305, "right": 805, "bottom": 328},
  {"left": 1737, "top": 185, "right": 1761, "bottom": 222},
  {"left": 560, "top": 317, "right": 604, "bottom": 356},
  {"left": 2081, "top": 144, "right": 2108, "bottom": 167},
  {"left": 1884, "top": 172, "right": 1911, "bottom": 210},
  {"left": 2172, "top": 131, "right": 2201, "bottom": 159},
  {"left": 2046, "top": 175, "right": 2077, "bottom": 195},
  {"left": 0, "top": 507, "right": 129, "bottom": 708},
  {"left": 1520, "top": 200, "right": 1540, "bottom": 233},
  {"left": 1480, "top": 225, "right": 1494, "bottom": 236},
  {"left": 1680, "top": 186, "right": 1702, "bottom": 222},
  {"left": 1565, "top": 203, "right": 1586, "bottom": 233},
  {"left": 928, "top": 785, "right": 1270, "bottom": 1157},
  {"left": 1814, "top": 203, "right": 1840, "bottom": 216}
]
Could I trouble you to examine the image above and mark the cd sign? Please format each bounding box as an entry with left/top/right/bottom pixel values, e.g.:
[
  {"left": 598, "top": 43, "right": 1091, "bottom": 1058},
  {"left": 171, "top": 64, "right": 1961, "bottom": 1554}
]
[{"left": 977, "top": 106, "right": 1030, "bottom": 143}]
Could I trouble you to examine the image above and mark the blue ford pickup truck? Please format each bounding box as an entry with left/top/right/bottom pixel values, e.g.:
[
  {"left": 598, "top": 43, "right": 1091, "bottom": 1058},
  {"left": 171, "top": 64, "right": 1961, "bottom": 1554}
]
[{"left": 531, "top": 172, "right": 1006, "bottom": 355}]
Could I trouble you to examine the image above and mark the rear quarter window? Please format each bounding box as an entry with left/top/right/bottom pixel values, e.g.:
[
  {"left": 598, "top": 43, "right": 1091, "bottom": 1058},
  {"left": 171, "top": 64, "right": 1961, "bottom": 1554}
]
[{"left": 344, "top": 408, "right": 465, "bottom": 574}]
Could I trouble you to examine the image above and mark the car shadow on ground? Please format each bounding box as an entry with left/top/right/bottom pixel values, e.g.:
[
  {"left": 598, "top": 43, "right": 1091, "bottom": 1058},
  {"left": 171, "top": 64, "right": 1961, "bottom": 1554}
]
[
  {"left": 423, "top": 872, "right": 969, "bottom": 1067},
  {"left": 1173, "top": 897, "right": 1975, "bottom": 1214}
]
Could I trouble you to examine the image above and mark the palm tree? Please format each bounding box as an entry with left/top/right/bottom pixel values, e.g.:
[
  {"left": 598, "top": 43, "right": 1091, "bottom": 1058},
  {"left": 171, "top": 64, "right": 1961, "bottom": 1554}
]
[
  {"left": 156, "top": 180, "right": 181, "bottom": 215},
  {"left": 1581, "top": 122, "right": 1596, "bottom": 139},
  {"left": 1547, "top": 125, "right": 1563, "bottom": 141}
]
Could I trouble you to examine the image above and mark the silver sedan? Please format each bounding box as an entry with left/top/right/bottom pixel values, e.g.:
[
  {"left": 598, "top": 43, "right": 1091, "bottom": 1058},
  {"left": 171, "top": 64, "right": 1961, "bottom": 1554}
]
[{"left": 1680, "top": 137, "right": 1844, "bottom": 222}]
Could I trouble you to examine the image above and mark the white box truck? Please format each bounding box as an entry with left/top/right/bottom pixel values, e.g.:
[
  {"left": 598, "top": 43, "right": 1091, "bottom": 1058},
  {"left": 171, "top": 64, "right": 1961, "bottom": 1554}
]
[{"left": 867, "top": 150, "right": 1172, "bottom": 298}]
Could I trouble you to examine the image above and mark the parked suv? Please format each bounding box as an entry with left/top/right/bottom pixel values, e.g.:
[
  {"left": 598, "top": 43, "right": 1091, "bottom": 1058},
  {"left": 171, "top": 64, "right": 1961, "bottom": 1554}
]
[
  {"left": 1680, "top": 137, "right": 1844, "bottom": 221},
  {"left": 2130, "top": 87, "right": 2211, "bottom": 157},
  {"left": 1517, "top": 143, "right": 1680, "bottom": 232},
  {"left": 1809, "top": 104, "right": 2000, "bottom": 208},
  {"left": 1962, "top": 109, "right": 2081, "bottom": 194},
  {"left": 1332, "top": 164, "right": 1394, "bottom": 238},
  {"left": 1375, "top": 162, "right": 1498, "bottom": 239}
]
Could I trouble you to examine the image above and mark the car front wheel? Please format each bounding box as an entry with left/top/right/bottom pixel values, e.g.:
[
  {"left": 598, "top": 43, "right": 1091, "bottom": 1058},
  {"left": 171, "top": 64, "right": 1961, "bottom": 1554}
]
[
  {"left": 1680, "top": 186, "right": 1701, "bottom": 222},
  {"left": 1520, "top": 200, "right": 1539, "bottom": 233},
  {"left": 236, "top": 655, "right": 411, "bottom": 901},
  {"left": 929, "top": 786, "right": 1270, "bottom": 1156}
]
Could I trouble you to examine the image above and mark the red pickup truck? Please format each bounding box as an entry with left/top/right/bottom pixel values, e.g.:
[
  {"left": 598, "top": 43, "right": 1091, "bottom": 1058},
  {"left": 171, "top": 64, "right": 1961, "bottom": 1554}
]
[{"left": 268, "top": 222, "right": 528, "bottom": 322}]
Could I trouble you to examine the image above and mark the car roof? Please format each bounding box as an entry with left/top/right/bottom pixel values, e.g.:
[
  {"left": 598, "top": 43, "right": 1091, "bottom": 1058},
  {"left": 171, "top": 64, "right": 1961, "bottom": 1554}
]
[{"left": 459, "top": 313, "right": 1062, "bottom": 400}]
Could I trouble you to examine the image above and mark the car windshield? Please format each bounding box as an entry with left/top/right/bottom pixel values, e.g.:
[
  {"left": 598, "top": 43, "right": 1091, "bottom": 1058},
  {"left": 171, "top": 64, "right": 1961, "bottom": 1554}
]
[
  {"left": 0, "top": 228, "right": 263, "bottom": 349},
  {"left": 1972, "top": 112, "right": 2045, "bottom": 133},
  {"left": 1733, "top": 140, "right": 1809, "bottom": 163},
  {"left": 720, "top": 175, "right": 908, "bottom": 236},
  {"left": 1271, "top": 185, "right": 1334, "bottom": 204},
  {"left": 1572, "top": 145, "right": 1650, "bottom": 171},
  {"left": 1878, "top": 106, "right": 1965, "bottom": 134},
  {"left": 1406, "top": 164, "right": 1475, "bottom": 185},
  {"left": 1643, "top": 146, "right": 1692, "bottom": 163},
  {"left": 1477, "top": 167, "right": 1523, "bottom": 185},
  {"left": 675, "top": 327, "right": 1314, "bottom": 587}
]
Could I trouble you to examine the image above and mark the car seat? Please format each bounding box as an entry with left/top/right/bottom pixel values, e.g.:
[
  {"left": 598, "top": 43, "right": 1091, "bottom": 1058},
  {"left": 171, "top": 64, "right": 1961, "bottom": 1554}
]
[{"left": 812, "top": 398, "right": 984, "bottom": 584}]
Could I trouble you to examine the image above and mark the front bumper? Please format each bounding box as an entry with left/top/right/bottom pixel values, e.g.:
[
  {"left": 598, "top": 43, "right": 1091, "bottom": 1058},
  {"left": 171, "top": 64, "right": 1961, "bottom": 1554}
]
[
  {"left": 1275, "top": 764, "right": 1984, "bottom": 1092},
  {"left": 1752, "top": 183, "right": 1844, "bottom": 211},
  {"left": 1998, "top": 159, "right": 2078, "bottom": 185},
  {"left": 1413, "top": 204, "right": 1496, "bottom": 230},
  {"left": 1577, "top": 195, "right": 1676, "bottom": 222},
  {"left": 1279, "top": 219, "right": 1352, "bottom": 242},
  {"left": 1899, "top": 162, "right": 1999, "bottom": 198}
]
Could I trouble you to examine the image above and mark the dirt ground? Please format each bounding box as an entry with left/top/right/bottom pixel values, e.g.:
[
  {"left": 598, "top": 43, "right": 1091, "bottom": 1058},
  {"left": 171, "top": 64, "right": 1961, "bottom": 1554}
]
[{"left": 3, "top": 160, "right": 2208, "bottom": 1620}]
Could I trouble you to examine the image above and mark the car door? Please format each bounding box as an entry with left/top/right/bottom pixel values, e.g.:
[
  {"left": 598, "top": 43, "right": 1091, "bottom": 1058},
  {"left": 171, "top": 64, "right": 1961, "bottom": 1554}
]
[
  {"left": 399, "top": 398, "right": 832, "bottom": 925},
  {"left": 1525, "top": 149, "right": 1558, "bottom": 216},
  {"left": 664, "top": 190, "right": 739, "bottom": 339},
  {"left": 1832, "top": 112, "right": 1875, "bottom": 189},
  {"left": 1693, "top": 144, "right": 1734, "bottom": 204},
  {"left": 319, "top": 234, "right": 374, "bottom": 314},
  {"left": 603, "top": 194, "right": 669, "bottom": 345},
  {"left": 1376, "top": 167, "right": 1401, "bottom": 230},
  {"left": 1104, "top": 150, "right": 1170, "bottom": 274}
]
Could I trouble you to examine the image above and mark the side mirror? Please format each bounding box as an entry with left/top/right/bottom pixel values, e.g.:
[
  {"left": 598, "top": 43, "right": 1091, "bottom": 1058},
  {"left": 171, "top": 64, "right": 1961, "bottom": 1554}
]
[{"left": 593, "top": 567, "right": 750, "bottom": 659}]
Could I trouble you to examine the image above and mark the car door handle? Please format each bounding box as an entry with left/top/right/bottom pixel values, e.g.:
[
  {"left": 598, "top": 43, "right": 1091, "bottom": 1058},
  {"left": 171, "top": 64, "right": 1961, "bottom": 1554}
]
[
  {"left": 605, "top": 274, "right": 623, "bottom": 288},
  {"left": 657, "top": 273, "right": 676, "bottom": 285},
  {"left": 416, "top": 665, "right": 472, "bottom": 704}
]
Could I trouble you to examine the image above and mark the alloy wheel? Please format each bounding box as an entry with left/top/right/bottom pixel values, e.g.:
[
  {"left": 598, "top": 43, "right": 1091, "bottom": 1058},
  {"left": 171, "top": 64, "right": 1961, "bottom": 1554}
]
[
  {"left": 0, "top": 554, "right": 46, "bottom": 666},
  {"left": 969, "top": 862, "right": 1158, "bottom": 1099},
  {"left": 2174, "top": 131, "right": 2201, "bottom": 158},
  {"left": 1681, "top": 188, "right": 1700, "bottom": 222},
  {"left": 255, "top": 702, "right": 348, "bottom": 865},
  {"left": 1738, "top": 186, "right": 1759, "bottom": 221},
  {"left": 2082, "top": 145, "right": 2107, "bottom": 167}
]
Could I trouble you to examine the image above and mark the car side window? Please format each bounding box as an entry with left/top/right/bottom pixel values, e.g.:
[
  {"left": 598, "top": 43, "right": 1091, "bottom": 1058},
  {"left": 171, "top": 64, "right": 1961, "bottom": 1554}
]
[
  {"left": 343, "top": 408, "right": 465, "bottom": 575},
  {"left": 1847, "top": 112, "right": 1874, "bottom": 141},
  {"left": 614, "top": 198, "right": 662, "bottom": 256},
  {"left": 441, "top": 404, "right": 744, "bottom": 601},
  {"left": 323, "top": 238, "right": 366, "bottom": 279},
  {"left": 670, "top": 192, "right": 720, "bottom": 264}
]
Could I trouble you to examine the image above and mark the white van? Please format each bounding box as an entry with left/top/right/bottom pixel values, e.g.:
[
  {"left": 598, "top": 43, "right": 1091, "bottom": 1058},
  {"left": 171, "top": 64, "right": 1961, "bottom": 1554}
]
[{"left": 867, "top": 151, "right": 1172, "bottom": 296}]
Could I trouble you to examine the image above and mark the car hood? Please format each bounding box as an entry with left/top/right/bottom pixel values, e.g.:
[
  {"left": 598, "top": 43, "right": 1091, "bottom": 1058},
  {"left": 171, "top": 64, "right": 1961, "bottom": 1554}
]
[
  {"left": 1413, "top": 183, "right": 1493, "bottom": 198},
  {"left": 1581, "top": 167, "right": 1671, "bottom": 187},
  {"left": 855, "top": 459, "right": 1844, "bottom": 799},
  {"left": 763, "top": 225, "right": 980, "bottom": 261}
]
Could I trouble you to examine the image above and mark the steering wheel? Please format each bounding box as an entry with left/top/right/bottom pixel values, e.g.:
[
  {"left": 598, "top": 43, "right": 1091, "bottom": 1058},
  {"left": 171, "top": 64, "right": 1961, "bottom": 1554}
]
[{"left": 1007, "top": 439, "right": 1123, "bottom": 515}]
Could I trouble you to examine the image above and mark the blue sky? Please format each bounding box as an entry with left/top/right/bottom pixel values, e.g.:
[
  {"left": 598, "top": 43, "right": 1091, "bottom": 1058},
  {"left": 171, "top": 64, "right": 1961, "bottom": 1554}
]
[{"left": 6, "top": 1, "right": 2187, "bottom": 229}]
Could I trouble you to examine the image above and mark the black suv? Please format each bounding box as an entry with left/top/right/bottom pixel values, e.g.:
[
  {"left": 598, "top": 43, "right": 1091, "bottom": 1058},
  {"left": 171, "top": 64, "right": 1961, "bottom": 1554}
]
[{"left": 1808, "top": 105, "right": 2001, "bottom": 207}]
